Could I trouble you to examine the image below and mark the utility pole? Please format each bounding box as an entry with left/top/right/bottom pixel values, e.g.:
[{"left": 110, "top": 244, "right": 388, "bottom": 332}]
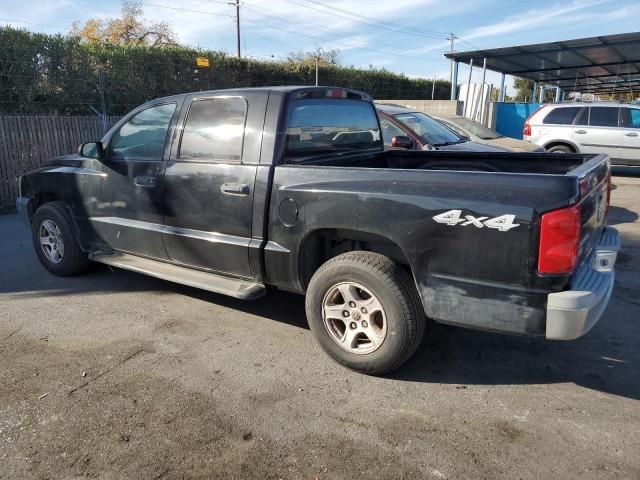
[
  {"left": 235, "top": 0, "right": 241, "bottom": 58},
  {"left": 315, "top": 56, "right": 319, "bottom": 86},
  {"left": 448, "top": 33, "right": 457, "bottom": 90},
  {"left": 98, "top": 67, "right": 107, "bottom": 135}
]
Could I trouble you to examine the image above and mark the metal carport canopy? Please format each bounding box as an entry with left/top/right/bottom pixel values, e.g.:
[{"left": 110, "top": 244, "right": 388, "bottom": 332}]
[{"left": 445, "top": 32, "right": 640, "bottom": 94}]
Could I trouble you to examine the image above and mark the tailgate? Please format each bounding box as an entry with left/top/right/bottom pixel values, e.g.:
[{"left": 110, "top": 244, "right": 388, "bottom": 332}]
[{"left": 572, "top": 154, "right": 611, "bottom": 263}]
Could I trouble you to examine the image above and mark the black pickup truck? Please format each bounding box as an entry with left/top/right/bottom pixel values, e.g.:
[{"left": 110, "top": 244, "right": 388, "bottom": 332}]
[{"left": 17, "top": 86, "right": 620, "bottom": 374}]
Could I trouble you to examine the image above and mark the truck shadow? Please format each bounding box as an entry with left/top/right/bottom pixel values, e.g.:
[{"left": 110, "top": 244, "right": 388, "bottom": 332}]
[
  {"left": 607, "top": 206, "right": 639, "bottom": 225},
  {"left": 392, "top": 316, "right": 640, "bottom": 401},
  {"left": 177, "top": 281, "right": 640, "bottom": 402}
]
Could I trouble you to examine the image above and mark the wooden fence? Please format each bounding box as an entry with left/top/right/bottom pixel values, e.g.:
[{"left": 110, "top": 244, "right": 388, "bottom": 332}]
[{"left": 0, "top": 115, "right": 121, "bottom": 213}]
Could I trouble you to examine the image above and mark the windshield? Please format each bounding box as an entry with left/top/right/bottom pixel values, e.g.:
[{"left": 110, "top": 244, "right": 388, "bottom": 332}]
[
  {"left": 393, "top": 112, "right": 461, "bottom": 146},
  {"left": 286, "top": 98, "right": 381, "bottom": 155},
  {"left": 449, "top": 117, "right": 501, "bottom": 140}
]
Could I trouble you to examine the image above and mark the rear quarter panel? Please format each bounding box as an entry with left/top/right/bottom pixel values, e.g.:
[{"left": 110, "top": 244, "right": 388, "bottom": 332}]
[{"left": 266, "top": 164, "right": 579, "bottom": 335}]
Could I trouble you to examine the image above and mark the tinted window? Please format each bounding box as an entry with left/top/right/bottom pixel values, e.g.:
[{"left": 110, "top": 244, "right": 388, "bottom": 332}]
[
  {"left": 286, "top": 99, "right": 381, "bottom": 155},
  {"left": 621, "top": 108, "right": 640, "bottom": 128},
  {"left": 110, "top": 103, "right": 176, "bottom": 159},
  {"left": 394, "top": 112, "right": 461, "bottom": 146},
  {"left": 574, "top": 108, "right": 589, "bottom": 126},
  {"left": 542, "top": 107, "right": 580, "bottom": 125},
  {"left": 589, "top": 107, "right": 619, "bottom": 127},
  {"left": 179, "top": 97, "right": 247, "bottom": 161},
  {"left": 380, "top": 117, "right": 407, "bottom": 146}
]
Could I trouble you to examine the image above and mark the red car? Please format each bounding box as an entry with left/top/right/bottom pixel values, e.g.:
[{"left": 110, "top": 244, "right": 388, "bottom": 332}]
[{"left": 376, "top": 104, "right": 508, "bottom": 152}]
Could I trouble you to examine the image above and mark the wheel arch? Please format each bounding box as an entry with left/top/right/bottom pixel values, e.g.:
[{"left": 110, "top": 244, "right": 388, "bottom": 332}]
[
  {"left": 298, "top": 228, "right": 413, "bottom": 290},
  {"left": 543, "top": 139, "right": 579, "bottom": 152},
  {"left": 33, "top": 191, "right": 64, "bottom": 211}
]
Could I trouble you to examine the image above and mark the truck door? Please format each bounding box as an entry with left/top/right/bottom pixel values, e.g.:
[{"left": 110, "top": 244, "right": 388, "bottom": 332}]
[
  {"left": 161, "top": 92, "right": 265, "bottom": 279},
  {"left": 89, "top": 101, "right": 180, "bottom": 259},
  {"left": 620, "top": 107, "right": 640, "bottom": 166}
]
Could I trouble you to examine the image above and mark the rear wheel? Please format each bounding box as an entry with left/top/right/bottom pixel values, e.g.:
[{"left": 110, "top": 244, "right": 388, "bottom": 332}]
[
  {"left": 305, "top": 251, "right": 425, "bottom": 375},
  {"left": 31, "top": 202, "right": 89, "bottom": 276},
  {"left": 547, "top": 144, "right": 574, "bottom": 154}
]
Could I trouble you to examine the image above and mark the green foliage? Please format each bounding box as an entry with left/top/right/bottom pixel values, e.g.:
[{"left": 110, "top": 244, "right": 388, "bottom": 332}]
[
  {"left": 513, "top": 78, "right": 534, "bottom": 102},
  {"left": 0, "top": 26, "right": 451, "bottom": 115}
]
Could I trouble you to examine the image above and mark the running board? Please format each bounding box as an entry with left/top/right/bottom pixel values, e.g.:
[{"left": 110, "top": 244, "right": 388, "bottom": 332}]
[{"left": 89, "top": 252, "right": 265, "bottom": 300}]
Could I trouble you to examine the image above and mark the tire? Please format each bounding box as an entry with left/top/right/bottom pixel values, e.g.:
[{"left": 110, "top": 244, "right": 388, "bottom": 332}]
[
  {"left": 305, "top": 251, "right": 426, "bottom": 375},
  {"left": 546, "top": 144, "right": 573, "bottom": 154},
  {"left": 31, "top": 201, "right": 90, "bottom": 276}
]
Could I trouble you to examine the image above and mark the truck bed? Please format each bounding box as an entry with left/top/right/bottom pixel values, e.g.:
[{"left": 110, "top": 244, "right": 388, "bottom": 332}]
[{"left": 295, "top": 150, "right": 598, "bottom": 175}]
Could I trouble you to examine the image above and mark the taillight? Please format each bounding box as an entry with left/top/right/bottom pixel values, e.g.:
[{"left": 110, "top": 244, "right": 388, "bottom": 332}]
[
  {"left": 538, "top": 205, "right": 581, "bottom": 275},
  {"left": 523, "top": 105, "right": 547, "bottom": 137}
]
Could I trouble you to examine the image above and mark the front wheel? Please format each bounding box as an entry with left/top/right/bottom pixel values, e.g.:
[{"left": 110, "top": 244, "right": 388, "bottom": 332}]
[
  {"left": 305, "top": 251, "right": 425, "bottom": 375},
  {"left": 31, "top": 202, "right": 90, "bottom": 276}
]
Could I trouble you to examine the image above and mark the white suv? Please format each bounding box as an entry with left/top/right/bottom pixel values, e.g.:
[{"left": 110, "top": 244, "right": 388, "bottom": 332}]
[{"left": 523, "top": 102, "right": 640, "bottom": 165}]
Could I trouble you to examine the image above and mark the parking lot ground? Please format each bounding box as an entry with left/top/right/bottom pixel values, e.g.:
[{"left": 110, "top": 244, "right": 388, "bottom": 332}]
[{"left": 1, "top": 177, "right": 639, "bottom": 480}]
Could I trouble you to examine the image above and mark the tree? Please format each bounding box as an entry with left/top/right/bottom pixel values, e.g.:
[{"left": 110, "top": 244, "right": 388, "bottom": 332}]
[
  {"left": 287, "top": 47, "right": 341, "bottom": 66},
  {"left": 513, "top": 78, "right": 534, "bottom": 102},
  {"left": 70, "top": 1, "right": 178, "bottom": 47}
]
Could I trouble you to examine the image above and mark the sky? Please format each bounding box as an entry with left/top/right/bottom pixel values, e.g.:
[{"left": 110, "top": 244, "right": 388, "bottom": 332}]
[{"left": 1, "top": 0, "right": 639, "bottom": 94}]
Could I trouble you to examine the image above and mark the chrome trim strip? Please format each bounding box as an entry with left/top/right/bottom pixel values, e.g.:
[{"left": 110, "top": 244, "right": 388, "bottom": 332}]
[
  {"left": 581, "top": 143, "right": 640, "bottom": 150},
  {"left": 89, "top": 217, "right": 250, "bottom": 246},
  {"left": 47, "top": 166, "right": 107, "bottom": 176}
]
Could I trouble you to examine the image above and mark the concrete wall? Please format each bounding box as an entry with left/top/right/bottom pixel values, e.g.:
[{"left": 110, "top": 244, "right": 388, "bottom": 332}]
[{"left": 376, "top": 100, "right": 464, "bottom": 117}]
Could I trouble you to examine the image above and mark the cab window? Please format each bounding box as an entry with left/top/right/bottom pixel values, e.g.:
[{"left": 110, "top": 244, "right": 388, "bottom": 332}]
[
  {"left": 110, "top": 103, "right": 176, "bottom": 159},
  {"left": 179, "top": 97, "right": 247, "bottom": 162},
  {"left": 285, "top": 98, "right": 381, "bottom": 155}
]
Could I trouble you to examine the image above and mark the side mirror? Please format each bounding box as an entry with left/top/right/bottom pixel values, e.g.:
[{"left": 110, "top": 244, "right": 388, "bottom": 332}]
[
  {"left": 78, "top": 141, "right": 104, "bottom": 159},
  {"left": 390, "top": 135, "right": 414, "bottom": 149}
]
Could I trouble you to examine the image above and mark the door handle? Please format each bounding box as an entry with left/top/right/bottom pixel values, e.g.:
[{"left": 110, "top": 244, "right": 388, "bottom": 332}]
[
  {"left": 134, "top": 176, "right": 158, "bottom": 188},
  {"left": 221, "top": 183, "right": 250, "bottom": 196},
  {"left": 574, "top": 129, "right": 587, "bottom": 134},
  {"left": 625, "top": 132, "right": 639, "bottom": 137}
]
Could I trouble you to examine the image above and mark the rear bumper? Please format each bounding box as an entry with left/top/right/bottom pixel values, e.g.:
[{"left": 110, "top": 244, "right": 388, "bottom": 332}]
[
  {"left": 546, "top": 227, "right": 621, "bottom": 340},
  {"left": 16, "top": 196, "right": 33, "bottom": 226}
]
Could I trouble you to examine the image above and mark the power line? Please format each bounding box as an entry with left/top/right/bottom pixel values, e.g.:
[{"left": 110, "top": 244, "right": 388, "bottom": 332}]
[
  {"left": 241, "top": 16, "right": 446, "bottom": 62},
  {"left": 243, "top": 1, "right": 447, "bottom": 58},
  {"left": 0, "top": 18, "right": 69, "bottom": 30},
  {"left": 144, "top": 3, "right": 233, "bottom": 17},
  {"left": 291, "top": 0, "right": 450, "bottom": 38},
  {"left": 278, "top": 0, "right": 450, "bottom": 40}
]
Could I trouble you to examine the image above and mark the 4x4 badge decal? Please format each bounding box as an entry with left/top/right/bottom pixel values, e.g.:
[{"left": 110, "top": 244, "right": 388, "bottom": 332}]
[{"left": 433, "top": 210, "right": 520, "bottom": 232}]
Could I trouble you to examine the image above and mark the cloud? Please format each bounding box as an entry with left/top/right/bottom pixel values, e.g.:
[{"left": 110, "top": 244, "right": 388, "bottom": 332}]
[
  {"left": 461, "top": 0, "right": 613, "bottom": 42},
  {"left": 409, "top": 0, "right": 614, "bottom": 54}
]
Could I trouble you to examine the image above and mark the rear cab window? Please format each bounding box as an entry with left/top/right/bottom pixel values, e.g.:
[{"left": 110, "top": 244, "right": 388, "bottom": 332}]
[
  {"left": 285, "top": 97, "right": 381, "bottom": 159},
  {"left": 542, "top": 107, "right": 581, "bottom": 125}
]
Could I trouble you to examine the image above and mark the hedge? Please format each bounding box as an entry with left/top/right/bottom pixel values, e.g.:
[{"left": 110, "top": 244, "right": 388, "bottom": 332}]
[{"left": 0, "top": 26, "right": 451, "bottom": 115}]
